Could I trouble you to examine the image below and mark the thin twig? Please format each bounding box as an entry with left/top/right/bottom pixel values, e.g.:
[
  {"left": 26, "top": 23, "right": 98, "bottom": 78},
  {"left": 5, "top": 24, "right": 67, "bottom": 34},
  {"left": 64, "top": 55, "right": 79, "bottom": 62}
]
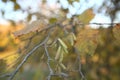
[
  {"left": 74, "top": 47, "right": 86, "bottom": 80},
  {"left": 8, "top": 43, "right": 42, "bottom": 80},
  {"left": 44, "top": 44, "right": 54, "bottom": 80},
  {"left": 77, "top": 22, "right": 120, "bottom": 26},
  {"left": 7, "top": 31, "right": 51, "bottom": 80},
  {"left": 77, "top": 56, "right": 86, "bottom": 80},
  {"left": 0, "top": 73, "right": 11, "bottom": 78}
]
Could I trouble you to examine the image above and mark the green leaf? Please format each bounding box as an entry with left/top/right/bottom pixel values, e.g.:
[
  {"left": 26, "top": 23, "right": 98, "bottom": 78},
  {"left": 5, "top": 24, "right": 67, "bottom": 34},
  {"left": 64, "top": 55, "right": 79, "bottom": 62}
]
[
  {"left": 2, "top": 0, "right": 7, "bottom": 2},
  {"left": 59, "top": 63, "right": 66, "bottom": 70},
  {"left": 69, "top": 32, "right": 76, "bottom": 46},
  {"left": 55, "top": 46, "right": 62, "bottom": 60},
  {"left": 14, "top": 3, "right": 20, "bottom": 10},
  {"left": 49, "top": 18, "right": 57, "bottom": 23},
  {"left": 63, "top": 47, "right": 68, "bottom": 54},
  {"left": 59, "top": 50, "right": 64, "bottom": 62},
  {"left": 68, "top": 0, "right": 79, "bottom": 4},
  {"left": 58, "top": 38, "right": 67, "bottom": 49},
  {"left": 71, "top": 32, "right": 76, "bottom": 40}
]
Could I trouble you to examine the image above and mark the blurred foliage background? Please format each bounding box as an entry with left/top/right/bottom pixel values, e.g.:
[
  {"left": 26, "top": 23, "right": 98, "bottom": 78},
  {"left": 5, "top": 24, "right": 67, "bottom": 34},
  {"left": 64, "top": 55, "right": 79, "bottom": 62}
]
[{"left": 0, "top": 0, "right": 120, "bottom": 80}]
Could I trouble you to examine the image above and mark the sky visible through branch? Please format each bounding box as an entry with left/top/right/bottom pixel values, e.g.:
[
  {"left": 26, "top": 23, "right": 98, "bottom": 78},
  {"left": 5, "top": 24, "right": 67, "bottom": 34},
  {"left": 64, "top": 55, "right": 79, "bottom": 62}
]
[{"left": 0, "top": 0, "right": 120, "bottom": 28}]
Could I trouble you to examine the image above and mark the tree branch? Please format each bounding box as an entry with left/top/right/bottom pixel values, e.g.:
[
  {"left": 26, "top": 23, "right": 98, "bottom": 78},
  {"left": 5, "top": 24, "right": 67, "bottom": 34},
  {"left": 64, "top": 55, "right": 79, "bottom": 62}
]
[
  {"left": 7, "top": 30, "right": 51, "bottom": 80},
  {"left": 44, "top": 44, "right": 54, "bottom": 80}
]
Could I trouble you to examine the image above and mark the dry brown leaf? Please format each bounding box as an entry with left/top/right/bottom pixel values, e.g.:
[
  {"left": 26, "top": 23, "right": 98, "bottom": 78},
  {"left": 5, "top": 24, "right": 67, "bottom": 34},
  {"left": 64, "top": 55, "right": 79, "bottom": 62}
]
[
  {"left": 13, "top": 20, "right": 48, "bottom": 38},
  {"left": 74, "top": 28, "right": 99, "bottom": 55},
  {"left": 113, "top": 24, "right": 120, "bottom": 40}
]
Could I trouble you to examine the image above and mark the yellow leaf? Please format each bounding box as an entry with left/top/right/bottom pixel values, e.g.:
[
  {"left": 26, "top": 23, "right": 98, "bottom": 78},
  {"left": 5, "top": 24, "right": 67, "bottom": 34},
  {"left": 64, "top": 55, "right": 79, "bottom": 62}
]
[{"left": 78, "top": 8, "right": 95, "bottom": 24}]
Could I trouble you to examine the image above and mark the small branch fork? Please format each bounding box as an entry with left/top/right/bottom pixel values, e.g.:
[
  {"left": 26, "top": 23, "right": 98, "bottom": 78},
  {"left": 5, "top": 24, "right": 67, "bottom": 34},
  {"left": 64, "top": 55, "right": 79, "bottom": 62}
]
[
  {"left": 44, "top": 43, "right": 68, "bottom": 80},
  {"left": 43, "top": 30, "right": 68, "bottom": 80}
]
